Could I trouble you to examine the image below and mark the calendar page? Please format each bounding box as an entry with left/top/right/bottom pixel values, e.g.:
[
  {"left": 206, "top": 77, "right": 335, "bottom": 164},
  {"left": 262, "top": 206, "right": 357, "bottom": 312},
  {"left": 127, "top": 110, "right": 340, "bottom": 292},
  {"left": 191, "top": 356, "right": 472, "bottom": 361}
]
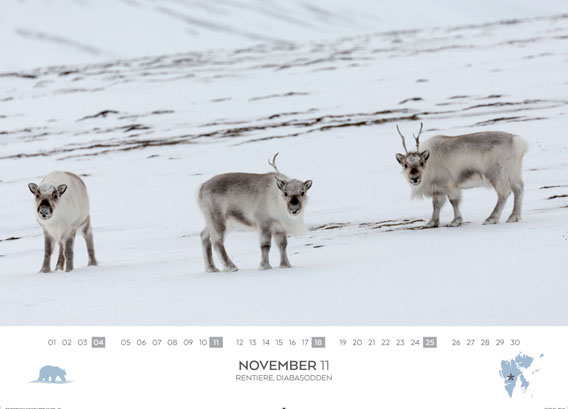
[
  {"left": 1, "top": 1, "right": 567, "bottom": 408},
  {"left": 0, "top": 327, "right": 565, "bottom": 408}
]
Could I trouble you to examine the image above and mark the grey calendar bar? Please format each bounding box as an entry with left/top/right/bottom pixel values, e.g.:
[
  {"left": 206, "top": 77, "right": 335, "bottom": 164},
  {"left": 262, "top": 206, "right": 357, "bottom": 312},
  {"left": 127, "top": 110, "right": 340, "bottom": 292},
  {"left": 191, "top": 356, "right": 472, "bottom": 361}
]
[
  {"left": 209, "top": 337, "right": 223, "bottom": 348},
  {"left": 423, "top": 337, "right": 437, "bottom": 348},
  {"left": 311, "top": 337, "right": 326, "bottom": 348},
  {"left": 91, "top": 337, "right": 106, "bottom": 348}
]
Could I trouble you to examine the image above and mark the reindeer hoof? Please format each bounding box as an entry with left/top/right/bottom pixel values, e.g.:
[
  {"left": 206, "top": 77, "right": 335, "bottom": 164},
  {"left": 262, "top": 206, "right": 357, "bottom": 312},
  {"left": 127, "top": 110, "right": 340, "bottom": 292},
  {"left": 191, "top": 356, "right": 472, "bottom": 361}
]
[
  {"left": 260, "top": 264, "right": 272, "bottom": 270},
  {"left": 507, "top": 214, "right": 521, "bottom": 223},
  {"left": 88, "top": 260, "right": 98, "bottom": 267},
  {"left": 424, "top": 220, "right": 439, "bottom": 228},
  {"left": 39, "top": 267, "right": 51, "bottom": 273},
  {"left": 223, "top": 265, "right": 238, "bottom": 272},
  {"left": 206, "top": 267, "right": 220, "bottom": 273},
  {"left": 483, "top": 218, "right": 499, "bottom": 225},
  {"left": 55, "top": 264, "right": 64, "bottom": 271},
  {"left": 280, "top": 263, "right": 292, "bottom": 269},
  {"left": 447, "top": 218, "right": 463, "bottom": 227}
]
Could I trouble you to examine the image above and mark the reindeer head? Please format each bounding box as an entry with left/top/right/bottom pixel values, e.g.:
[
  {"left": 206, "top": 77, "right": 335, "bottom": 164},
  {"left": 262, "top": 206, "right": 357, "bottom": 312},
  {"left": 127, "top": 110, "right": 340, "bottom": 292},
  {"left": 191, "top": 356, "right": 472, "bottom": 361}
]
[
  {"left": 395, "top": 122, "right": 430, "bottom": 186},
  {"left": 268, "top": 153, "right": 313, "bottom": 216},
  {"left": 28, "top": 182, "right": 67, "bottom": 220}
]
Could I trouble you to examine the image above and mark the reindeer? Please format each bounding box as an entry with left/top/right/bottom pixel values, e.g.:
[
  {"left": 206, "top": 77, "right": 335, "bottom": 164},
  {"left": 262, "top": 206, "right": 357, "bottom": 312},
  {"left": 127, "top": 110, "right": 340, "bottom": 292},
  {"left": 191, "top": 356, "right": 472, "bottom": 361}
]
[
  {"left": 28, "top": 171, "right": 97, "bottom": 272},
  {"left": 198, "top": 154, "right": 312, "bottom": 272},
  {"left": 395, "top": 123, "right": 528, "bottom": 227}
]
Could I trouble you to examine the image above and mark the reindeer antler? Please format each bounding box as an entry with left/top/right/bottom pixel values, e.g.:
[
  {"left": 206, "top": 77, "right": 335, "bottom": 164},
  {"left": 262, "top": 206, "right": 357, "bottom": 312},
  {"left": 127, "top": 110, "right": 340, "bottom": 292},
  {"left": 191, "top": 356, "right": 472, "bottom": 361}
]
[
  {"left": 268, "top": 152, "right": 281, "bottom": 174},
  {"left": 396, "top": 125, "right": 409, "bottom": 153},
  {"left": 397, "top": 122, "right": 424, "bottom": 152},
  {"left": 413, "top": 122, "right": 423, "bottom": 152}
]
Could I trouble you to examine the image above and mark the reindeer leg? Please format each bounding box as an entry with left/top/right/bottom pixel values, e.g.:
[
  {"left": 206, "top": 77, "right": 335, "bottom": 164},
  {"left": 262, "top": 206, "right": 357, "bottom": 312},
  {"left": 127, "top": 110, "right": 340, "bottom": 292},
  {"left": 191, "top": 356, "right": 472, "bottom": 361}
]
[
  {"left": 484, "top": 173, "right": 511, "bottom": 225},
  {"left": 274, "top": 231, "right": 291, "bottom": 268},
  {"left": 259, "top": 225, "right": 272, "bottom": 270},
  {"left": 200, "top": 228, "right": 219, "bottom": 273},
  {"left": 55, "top": 241, "right": 65, "bottom": 271},
  {"left": 485, "top": 192, "right": 509, "bottom": 225},
  {"left": 425, "top": 193, "right": 445, "bottom": 227},
  {"left": 211, "top": 217, "right": 237, "bottom": 272},
  {"left": 507, "top": 182, "right": 524, "bottom": 223},
  {"left": 82, "top": 218, "right": 98, "bottom": 266},
  {"left": 484, "top": 193, "right": 510, "bottom": 224},
  {"left": 447, "top": 190, "right": 463, "bottom": 227},
  {"left": 40, "top": 232, "right": 54, "bottom": 273},
  {"left": 213, "top": 241, "right": 237, "bottom": 272},
  {"left": 64, "top": 231, "right": 77, "bottom": 272}
]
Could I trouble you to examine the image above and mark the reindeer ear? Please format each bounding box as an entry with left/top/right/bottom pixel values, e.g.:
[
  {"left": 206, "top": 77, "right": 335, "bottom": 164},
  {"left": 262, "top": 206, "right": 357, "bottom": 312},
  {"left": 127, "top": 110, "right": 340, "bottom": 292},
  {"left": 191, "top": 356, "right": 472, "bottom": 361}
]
[
  {"left": 395, "top": 153, "right": 405, "bottom": 164},
  {"left": 57, "top": 184, "right": 68, "bottom": 195},
  {"left": 422, "top": 150, "right": 430, "bottom": 161},
  {"left": 275, "top": 178, "right": 286, "bottom": 192},
  {"left": 303, "top": 180, "right": 313, "bottom": 190},
  {"left": 28, "top": 183, "right": 39, "bottom": 194}
]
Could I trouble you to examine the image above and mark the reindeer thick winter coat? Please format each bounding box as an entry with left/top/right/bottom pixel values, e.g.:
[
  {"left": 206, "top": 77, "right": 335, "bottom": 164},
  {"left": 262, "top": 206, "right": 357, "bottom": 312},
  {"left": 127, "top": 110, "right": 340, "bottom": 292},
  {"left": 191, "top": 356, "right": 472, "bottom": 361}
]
[
  {"left": 395, "top": 123, "right": 528, "bottom": 227},
  {"left": 28, "top": 171, "right": 97, "bottom": 272},
  {"left": 198, "top": 154, "right": 312, "bottom": 272}
]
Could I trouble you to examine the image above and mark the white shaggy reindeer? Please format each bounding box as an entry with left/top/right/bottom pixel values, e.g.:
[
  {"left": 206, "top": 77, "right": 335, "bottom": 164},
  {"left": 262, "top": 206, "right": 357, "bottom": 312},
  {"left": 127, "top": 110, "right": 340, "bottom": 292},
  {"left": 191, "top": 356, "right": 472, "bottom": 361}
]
[
  {"left": 395, "top": 123, "right": 528, "bottom": 227},
  {"left": 198, "top": 153, "right": 312, "bottom": 272},
  {"left": 28, "top": 171, "right": 97, "bottom": 272}
]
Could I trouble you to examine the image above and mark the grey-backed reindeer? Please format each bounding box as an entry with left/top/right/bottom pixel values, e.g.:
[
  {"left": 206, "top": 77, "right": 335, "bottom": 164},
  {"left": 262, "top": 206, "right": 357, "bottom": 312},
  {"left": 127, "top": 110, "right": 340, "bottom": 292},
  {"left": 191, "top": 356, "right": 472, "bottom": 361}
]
[
  {"left": 395, "top": 123, "right": 528, "bottom": 227},
  {"left": 198, "top": 154, "right": 312, "bottom": 272}
]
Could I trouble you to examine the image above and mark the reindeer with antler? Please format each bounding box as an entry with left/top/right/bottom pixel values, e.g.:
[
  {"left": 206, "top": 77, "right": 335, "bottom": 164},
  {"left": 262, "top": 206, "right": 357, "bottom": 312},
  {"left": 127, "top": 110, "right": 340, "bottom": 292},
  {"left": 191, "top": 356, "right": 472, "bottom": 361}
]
[
  {"left": 395, "top": 123, "right": 528, "bottom": 227},
  {"left": 197, "top": 153, "right": 313, "bottom": 272}
]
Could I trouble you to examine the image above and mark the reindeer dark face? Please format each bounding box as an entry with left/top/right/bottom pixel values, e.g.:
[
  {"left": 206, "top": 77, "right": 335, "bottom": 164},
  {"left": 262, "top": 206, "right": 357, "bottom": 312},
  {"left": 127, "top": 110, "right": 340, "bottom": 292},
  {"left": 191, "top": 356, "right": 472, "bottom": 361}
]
[
  {"left": 276, "top": 178, "right": 312, "bottom": 216},
  {"left": 396, "top": 151, "right": 430, "bottom": 186},
  {"left": 28, "top": 183, "right": 67, "bottom": 220}
]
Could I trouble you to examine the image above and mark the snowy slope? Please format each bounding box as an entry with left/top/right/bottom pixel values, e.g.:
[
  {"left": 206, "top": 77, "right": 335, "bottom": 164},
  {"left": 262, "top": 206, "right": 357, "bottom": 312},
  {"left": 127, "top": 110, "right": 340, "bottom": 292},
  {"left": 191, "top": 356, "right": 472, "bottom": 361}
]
[
  {"left": 1, "top": 0, "right": 568, "bottom": 70},
  {"left": 0, "top": 13, "right": 567, "bottom": 325}
]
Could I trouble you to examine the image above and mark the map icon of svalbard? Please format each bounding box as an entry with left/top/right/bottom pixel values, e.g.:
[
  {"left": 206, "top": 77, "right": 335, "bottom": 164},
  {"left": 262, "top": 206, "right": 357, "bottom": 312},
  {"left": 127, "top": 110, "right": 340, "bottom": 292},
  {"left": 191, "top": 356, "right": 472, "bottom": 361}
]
[{"left": 499, "top": 353, "right": 543, "bottom": 398}]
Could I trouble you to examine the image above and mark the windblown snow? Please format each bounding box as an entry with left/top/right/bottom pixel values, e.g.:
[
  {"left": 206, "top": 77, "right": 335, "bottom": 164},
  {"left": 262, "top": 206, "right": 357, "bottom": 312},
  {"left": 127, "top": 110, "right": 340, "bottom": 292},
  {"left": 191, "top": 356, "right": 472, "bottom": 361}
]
[{"left": 2, "top": 0, "right": 568, "bottom": 70}]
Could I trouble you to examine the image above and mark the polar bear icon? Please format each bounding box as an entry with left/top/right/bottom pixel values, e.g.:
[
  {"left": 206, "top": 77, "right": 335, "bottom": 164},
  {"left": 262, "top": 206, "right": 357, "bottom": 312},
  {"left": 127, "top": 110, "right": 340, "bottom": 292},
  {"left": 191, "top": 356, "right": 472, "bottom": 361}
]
[{"left": 38, "top": 365, "right": 67, "bottom": 383}]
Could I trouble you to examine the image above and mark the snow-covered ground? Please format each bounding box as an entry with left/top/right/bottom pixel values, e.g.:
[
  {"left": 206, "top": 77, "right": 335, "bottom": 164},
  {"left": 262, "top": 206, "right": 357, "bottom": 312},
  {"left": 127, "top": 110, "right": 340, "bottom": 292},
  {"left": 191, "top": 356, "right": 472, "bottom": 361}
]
[
  {"left": 0, "top": 8, "right": 567, "bottom": 325},
  {"left": 2, "top": 0, "right": 568, "bottom": 70}
]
